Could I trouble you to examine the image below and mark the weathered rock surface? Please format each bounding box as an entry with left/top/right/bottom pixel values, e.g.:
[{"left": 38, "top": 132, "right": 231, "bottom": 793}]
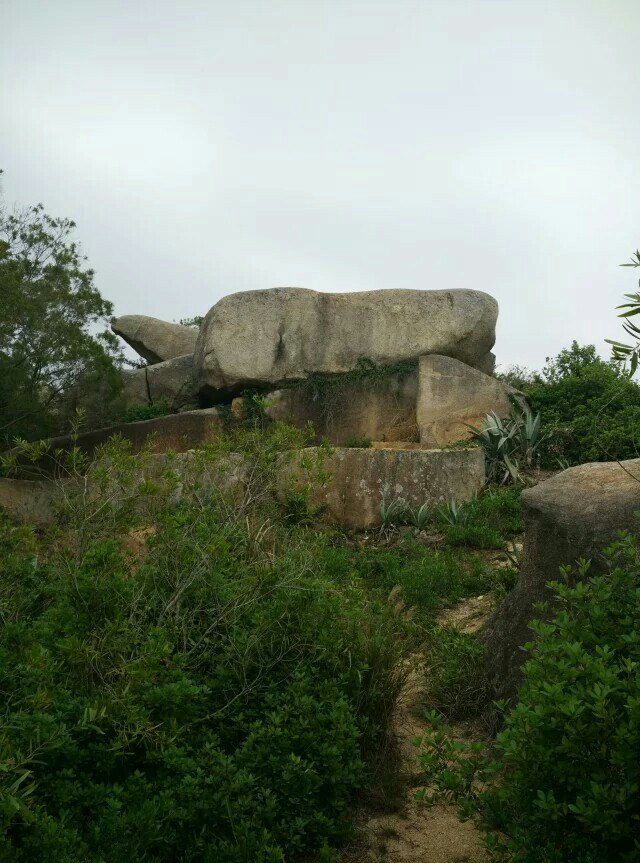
[
  {"left": 485, "top": 459, "right": 640, "bottom": 702},
  {"left": 121, "top": 355, "right": 199, "bottom": 413},
  {"left": 283, "top": 445, "right": 486, "bottom": 530},
  {"left": 147, "top": 355, "right": 199, "bottom": 411},
  {"left": 9, "top": 409, "right": 223, "bottom": 476},
  {"left": 195, "top": 288, "right": 498, "bottom": 398},
  {"left": 265, "top": 370, "right": 419, "bottom": 445},
  {"left": 417, "top": 355, "right": 516, "bottom": 446},
  {"left": 121, "top": 367, "right": 150, "bottom": 409},
  {"left": 3, "top": 442, "right": 485, "bottom": 535},
  {"left": 0, "top": 478, "right": 58, "bottom": 526},
  {"left": 476, "top": 351, "right": 497, "bottom": 376},
  {"left": 112, "top": 315, "right": 198, "bottom": 364}
]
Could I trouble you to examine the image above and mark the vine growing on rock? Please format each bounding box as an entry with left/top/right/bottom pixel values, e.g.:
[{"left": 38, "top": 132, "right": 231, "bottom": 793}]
[{"left": 283, "top": 357, "right": 419, "bottom": 438}]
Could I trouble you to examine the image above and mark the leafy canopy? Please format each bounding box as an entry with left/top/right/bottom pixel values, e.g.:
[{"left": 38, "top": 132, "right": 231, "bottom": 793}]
[{"left": 0, "top": 177, "right": 122, "bottom": 445}]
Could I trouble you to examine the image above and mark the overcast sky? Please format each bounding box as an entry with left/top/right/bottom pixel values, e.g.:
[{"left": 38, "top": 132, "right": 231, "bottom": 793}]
[{"left": 2, "top": 0, "right": 640, "bottom": 370}]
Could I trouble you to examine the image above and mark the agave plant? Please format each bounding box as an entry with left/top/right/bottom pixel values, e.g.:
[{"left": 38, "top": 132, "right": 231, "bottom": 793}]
[
  {"left": 435, "top": 497, "right": 472, "bottom": 527},
  {"left": 466, "top": 411, "right": 520, "bottom": 484},
  {"left": 466, "top": 402, "right": 542, "bottom": 485},
  {"left": 515, "top": 402, "right": 542, "bottom": 468},
  {"left": 407, "top": 502, "right": 432, "bottom": 533},
  {"left": 379, "top": 497, "right": 408, "bottom": 527}
]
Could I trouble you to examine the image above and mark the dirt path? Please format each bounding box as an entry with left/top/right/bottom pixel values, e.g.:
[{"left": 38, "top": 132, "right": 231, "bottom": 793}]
[{"left": 341, "top": 596, "right": 494, "bottom": 863}]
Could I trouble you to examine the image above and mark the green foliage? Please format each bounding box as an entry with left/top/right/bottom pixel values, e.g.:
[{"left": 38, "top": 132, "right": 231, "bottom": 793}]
[
  {"left": 178, "top": 316, "right": 203, "bottom": 329},
  {"left": 445, "top": 523, "right": 504, "bottom": 549},
  {"left": 316, "top": 538, "right": 504, "bottom": 626},
  {"left": 406, "top": 502, "right": 432, "bottom": 534},
  {"left": 0, "top": 439, "right": 409, "bottom": 861},
  {"left": 526, "top": 342, "right": 640, "bottom": 467},
  {"left": 241, "top": 390, "right": 272, "bottom": 428},
  {"left": 376, "top": 487, "right": 522, "bottom": 551},
  {"left": 344, "top": 435, "right": 372, "bottom": 448},
  {"left": 442, "top": 487, "right": 523, "bottom": 550},
  {"left": 467, "top": 403, "right": 542, "bottom": 484},
  {"left": 499, "top": 340, "right": 640, "bottom": 467},
  {"left": 466, "top": 486, "right": 523, "bottom": 536},
  {"left": 379, "top": 497, "right": 408, "bottom": 528},
  {"left": 0, "top": 189, "right": 123, "bottom": 446},
  {"left": 291, "top": 357, "right": 418, "bottom": 398},
  {"left": 482, "top": 533, "right": 640, "bottom": 862},
  {"left": 497, "top": 365, "right": 542, "bottom": 390},
  {"left": 414, "top": 711, "right": 489, "bottom": 818},
  {"left": 121, "top": 399, "right": 171, "bottom": 424},
  {"left": 606, "top": 249, "right": 640, "bottom": 374},
  {"left": 542, "top": 342, "right": 602, "bottom": 384},
  {"left": 435, "top": 497, "right": 473, "bottom": 526},
  {"left": 423, "top": 630, "right": 490, "bottom": 720}
]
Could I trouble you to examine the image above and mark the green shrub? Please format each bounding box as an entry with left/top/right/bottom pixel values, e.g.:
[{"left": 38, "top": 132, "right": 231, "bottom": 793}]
[
  {"left": 315, "top": 539, "right": 502, "bottom": 625},
  {"left": 424, "top": 628, "right": 489, "bottom": 720},
  {"left": 482, "top": 532, "right": 640, "bottom": 862},
  {"left": 445, "top": 523, "right": 504, "bottom": 549},
  {"left": 470, "top": 486, "right": 522, "bottom": 533},
  {"left": 0, "top": 441, "right": 408, "bottom": 861},
  {"left": 121, "top": 399, "right": 171, "bottom": 424},
  {"left": 343, "top": 435, "right": 372, "bottom": 448},
  {"left": 440, "top": 487, "right": 522, "bottom": 549},
  {"left": 521, "top": 342, "right": 640, "bottom": 467}
]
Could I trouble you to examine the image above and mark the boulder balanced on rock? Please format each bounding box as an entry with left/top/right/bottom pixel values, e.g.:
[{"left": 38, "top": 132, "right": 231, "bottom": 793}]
[
  {"left": 111, "top": 288, "right": 512, "bottom": 445},
  {"left": 112, "top": 315, "right": 198, "bottom": 365},
  {"left": 194, "top": 287, "right": 498, "bottom": 399}
]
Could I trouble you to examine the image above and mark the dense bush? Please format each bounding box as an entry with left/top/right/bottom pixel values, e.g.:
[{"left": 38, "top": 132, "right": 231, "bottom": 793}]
[
  {"left": 441, "top": 486, "right": 523, "bottom": 549},
  {"left": 316, "top": 538, "right": 509, "bottom": 625},
  {"left": 120, "top": 398, "right": 171, "bottom": 424},
  {"left": 503, "top": 342, "right": 640, "bottom": 467},
  {"left": 423, "top": 628, "right": 489, "bottom": 720},
  {"left": 0, "top": 438, "right": 409, "bottom": 862},
  {"left": 483, "top": 533, "right": 640, "bottom": 862}
]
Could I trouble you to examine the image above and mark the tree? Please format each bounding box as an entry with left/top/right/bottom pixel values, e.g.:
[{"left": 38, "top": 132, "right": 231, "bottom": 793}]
[{"left": 0, "top": 179, "right": 123, "bottom": 446}]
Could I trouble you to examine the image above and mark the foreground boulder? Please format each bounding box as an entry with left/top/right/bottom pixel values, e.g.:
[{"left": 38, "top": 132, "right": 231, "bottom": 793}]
[
  {"left": 485, "top": 459, "right": 640, "bottom": 702},
  {"left": 417, "top": 354, "right": 518, "bottom": 446},
  {"left": 112, "top": 315, "right": 198, "bottom": 364},
  {"left": 195, "top": 288, "right": 498, "bottom": 398}
]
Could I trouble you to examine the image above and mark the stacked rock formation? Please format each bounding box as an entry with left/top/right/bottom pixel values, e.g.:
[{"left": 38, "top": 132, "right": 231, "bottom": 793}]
[{"left": 112, "top": 286, "right": 516, "bottom": 446}]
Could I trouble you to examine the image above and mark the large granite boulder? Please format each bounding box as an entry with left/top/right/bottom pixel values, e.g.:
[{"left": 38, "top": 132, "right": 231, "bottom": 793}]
[
  {"left": 195, "top": 288, "right": 498, "bottom": 399},
  {"left": 122, "top": 355, "right": 199, "bottom": 413},
  {"left": 485, "top": 459, "right": 640, "bottom": 702},
  {"left": 417, "top": 354, "right": 518, "bottom": 446},
  {"left": 112, "top": 315, "right": 198, "bottom": 364}
]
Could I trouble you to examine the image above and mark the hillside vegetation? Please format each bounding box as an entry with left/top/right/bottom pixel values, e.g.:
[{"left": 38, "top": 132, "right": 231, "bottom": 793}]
[{"left": 3, "top": 189, "right": 640, "bottom": 861}]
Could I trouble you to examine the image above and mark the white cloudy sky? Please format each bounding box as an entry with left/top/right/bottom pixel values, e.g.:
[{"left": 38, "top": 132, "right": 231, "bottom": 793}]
[{"left": 2, "top": 0, "right": 639, "bottom": 370}]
